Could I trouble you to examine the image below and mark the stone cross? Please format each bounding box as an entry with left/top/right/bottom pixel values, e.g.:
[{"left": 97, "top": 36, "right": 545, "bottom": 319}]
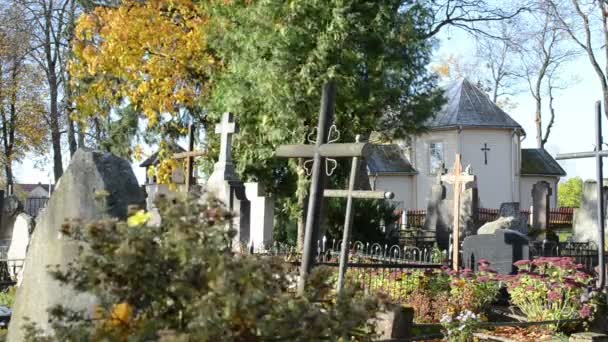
[
  {"left": 216, "top": 112, "right": 238, "bottom": 166},
  {"left": 321, "top": 136, "right": 394, "bottom": 293},
  {"left": 531, "top": 180, "right": 552, "bottom": 241},
  {"left": 441, "top": 154, "right": 475, "bottom": 270},
  {"left": 556, "top": 101, "right": 606, "bottom": 289},
  {"left": 172, "top": 123, "right": 205, "bottom": 191},
  {"left": 481, "top": 143, "right": 491, "bottom": 165}
]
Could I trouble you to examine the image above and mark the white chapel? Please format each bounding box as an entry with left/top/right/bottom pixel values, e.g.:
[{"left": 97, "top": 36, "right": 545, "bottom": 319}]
[{"left": 366, "top": 78, "right": 566, "bottom": 211}]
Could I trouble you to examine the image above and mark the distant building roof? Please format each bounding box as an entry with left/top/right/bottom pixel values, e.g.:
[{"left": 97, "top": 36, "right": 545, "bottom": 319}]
[
  {"left": 365, "top": 144, "right": 417, "bottom": 175},
  {"left": 428, "top": 78, "right": 523, "bottom": 131},
  {"left": 139, "top": 142, "right": 186, "bottom": 168},
  {"left": 521, "top": 148, "right": 566, "bottom": 176},
  {"left": 16, "top": 183, "right": 54, "bottom": 194}
]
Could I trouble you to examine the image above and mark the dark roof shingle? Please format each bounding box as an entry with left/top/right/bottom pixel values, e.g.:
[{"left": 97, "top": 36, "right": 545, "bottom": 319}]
[
  {"left": 521, "top": 148, "right": 566, "bottom": 176},
  {"left": 429, "top": 78, "right": 523, "bottom": 131},
  {"left": 365, "top": 144, "right": 416, "bottom": 175}
]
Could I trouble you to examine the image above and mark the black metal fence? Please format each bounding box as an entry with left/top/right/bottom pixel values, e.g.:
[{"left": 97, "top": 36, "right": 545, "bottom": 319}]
[
  {"left": 261, "top": 240, "right": 448, "bottom": 299},
  {"left": 529, "top": 240, "right": 602, "bottom": 273}
]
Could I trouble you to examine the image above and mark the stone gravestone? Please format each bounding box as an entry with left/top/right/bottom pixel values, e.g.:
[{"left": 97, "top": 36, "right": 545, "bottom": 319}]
[
  {"left": 460, "top": 186, "right": 479, "bottom": 239},
  {"left": 498, "top": 202, "right": 528, "bottom": 235},
  {"left": 244, "top": 183, "right": 274, "bottom": 250},
  {"left": 6, "top": 213, "right": 32, "bottom": 283},
  {"left": 531, "top": 181, "right": 554, "bottom": 241},
  {"left": 463, "top": 229, "right": 529, "bottom": 274},
  {"left": 8, "top": 149, "right": 145, "bottom": 342},
  {"left": 205, "top": 112, "right": 251, "bottom": 246},
  {"left": 424, "top": 177, "right": 450, "bottom": 249},
  {"left": 573, "top": 180, "right": 608, "bottom": 244}
]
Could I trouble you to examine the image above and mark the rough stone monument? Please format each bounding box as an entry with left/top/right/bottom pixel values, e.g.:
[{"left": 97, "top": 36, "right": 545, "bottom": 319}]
[
  {"left": 8, "top": 149, "right": 145, "bottom": 342},
  {"left": 424, "top": 176, "right": 449, "bottom": 249},
  {"left": 499, "top": 202, "right": 528, "bottom": 234},
  {"left": 573, "top": 180, "right": 608, "bottom": 244},
  {"left": 531, "top": 180, "right": 554, "bottom": 241}
]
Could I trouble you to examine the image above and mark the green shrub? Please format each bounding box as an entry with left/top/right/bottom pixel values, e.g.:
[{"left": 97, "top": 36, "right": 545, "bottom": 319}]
[
  {"left": 0, "top": 287, "right": 15, "bottom": 308},
  {"left": 23, "top": 195, "right": 382, "bottom": 341}
]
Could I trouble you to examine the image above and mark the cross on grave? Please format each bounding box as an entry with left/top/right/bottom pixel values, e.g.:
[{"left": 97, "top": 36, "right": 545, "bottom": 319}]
[
  {"left": 481, "top": 143, "right": 491, "bottom": 165},
  {"left": 441, "top": 154, "right": 476, "bottom": 270},
  {"left": 172, "top": 123, "right": 206, "bottom": 191},
  {"left": 276, "top": 81, "right": 378, "bottom": 295},
  {"left": 215, "top": 112, "right": 238, "bottom": 168},
  {"left": 556, "top": 101, "right": 606, "bottom": 290},
  {"left": 322, "top": 135, "right": 394, "bottom": 293}
]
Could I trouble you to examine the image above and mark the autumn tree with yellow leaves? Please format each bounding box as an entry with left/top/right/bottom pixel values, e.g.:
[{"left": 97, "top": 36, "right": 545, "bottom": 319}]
[{"left": 0, "top": 4, "right": 48, "bottom": 189}]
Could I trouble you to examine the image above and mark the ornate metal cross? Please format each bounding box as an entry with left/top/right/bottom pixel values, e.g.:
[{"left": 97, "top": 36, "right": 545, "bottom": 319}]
[
  {"left": 556, "top": 101, "right": 606, "bottom": 289},
  {"left": 323, "top": 135, "right": 394, "bottom": 293},
  {"left": 275, "top": 82, "right": 377, "bottom": 294},
  {"left": 481, "top": 143, "right": 491, "bottom": 165},
  {"left": 441, "top": 154, "right": 475, "bottom": 271}
]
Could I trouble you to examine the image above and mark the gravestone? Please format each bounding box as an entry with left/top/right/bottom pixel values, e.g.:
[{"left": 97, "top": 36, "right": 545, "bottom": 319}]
[
  {"left": 6, "top": 213, "right": 32, "bottom": 283},
  {"left": 245, "top": 182, "right": 274, "bottom": 250},
  {"left": 424, "top": 178, "right": 449, "bottom": 249},
  {"left": 7, "top": 149, "right": 145, "bottom": 342},
  {"left": 205, "top": 113, "right": 250, "bottom": 245},
  {"left": 573, "top": 180, "right": 608, "bottom": 244},
  {"left": 462, "top": 229, "right": 529, "bottom": 274},
  {"left": 460, "top": 186, "right": 479, "bottom": 238},
  {"left": 531, "top": 181, "right": 554, "bottom": 241},
  {"left": 498, "top": 202, "right": 528, "bottom": 234}
]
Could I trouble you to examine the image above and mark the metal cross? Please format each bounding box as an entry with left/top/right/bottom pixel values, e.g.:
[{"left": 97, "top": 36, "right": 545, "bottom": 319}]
[
  {"left": 441, "top": 154, "right": 476, "bottom": 270},
  {"left": 275, "top": 82, "right": 377, "bottom": 295},
  {"left": 555, "top": 101, "right": 606, "bottom": 290},
  {"left": 481, "top": 143, "right": 491, "bottom": 165},
  {"left": 323, "top": 135, "right": 394, "bottom": 293},
  {"left": 173, "top": 123, "right": 205, "bottom": 191}
]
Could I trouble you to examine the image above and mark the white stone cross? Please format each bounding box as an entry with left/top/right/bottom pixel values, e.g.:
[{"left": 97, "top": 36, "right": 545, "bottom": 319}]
[
  {"left": 441, "top": 154, "right": 476, "bottom": 270},
  {"left": 215, "top": 112, "right": 238, "bottom": 165}
]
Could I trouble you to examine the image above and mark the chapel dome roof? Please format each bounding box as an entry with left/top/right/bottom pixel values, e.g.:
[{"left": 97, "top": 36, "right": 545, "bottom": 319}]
[{"left": 428, "top": 78, "right": 523, "bottom": 131}]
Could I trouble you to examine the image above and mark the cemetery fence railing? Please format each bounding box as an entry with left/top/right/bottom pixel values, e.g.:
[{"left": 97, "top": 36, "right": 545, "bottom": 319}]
[{"left": 255, "top": 239, "right": 449, "bottom": 302}]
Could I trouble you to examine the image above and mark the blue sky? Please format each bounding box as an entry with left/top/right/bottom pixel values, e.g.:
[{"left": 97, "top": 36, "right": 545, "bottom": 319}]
[{"left": 13, "top": 26, "right": 604, "bottom": 185}]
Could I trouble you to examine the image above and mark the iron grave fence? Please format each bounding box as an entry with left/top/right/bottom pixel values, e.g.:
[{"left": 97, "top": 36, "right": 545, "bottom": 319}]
[{"left": 259, "top": 239, "right": 448, "bottom": 301}]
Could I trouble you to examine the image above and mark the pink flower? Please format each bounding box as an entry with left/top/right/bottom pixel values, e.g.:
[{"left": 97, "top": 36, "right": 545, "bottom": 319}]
[
  {"left": 514, "top": 260, "right": 531, "bottom": 267},
  {"left": 548, "top": 290, "right": 562, "bottom": 302},
  {"left": 579, "top": 305, "right": 593, "bottom": 319}
]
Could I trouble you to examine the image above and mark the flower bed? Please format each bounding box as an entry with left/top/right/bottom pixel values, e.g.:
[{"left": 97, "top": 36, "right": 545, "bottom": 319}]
[{"left": 504, "top": 257, "right": 600, "bottom": 330}]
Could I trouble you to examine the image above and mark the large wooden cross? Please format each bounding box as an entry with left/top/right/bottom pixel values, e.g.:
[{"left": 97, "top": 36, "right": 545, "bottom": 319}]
[
  {"left": 322, "top": 135, "right": 394, "bottom": 293},
  {"left": 556, "top": 101, "right": 606, "bottom": 289},
  {"left": 441, "top": 154, "right": 475, "bottom": 270},
  {"left": 173, "top": 123, "right": 205, "bottom": 191}
]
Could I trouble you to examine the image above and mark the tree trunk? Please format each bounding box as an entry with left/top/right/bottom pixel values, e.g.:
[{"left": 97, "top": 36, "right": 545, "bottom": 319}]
[
  {"left": 49, "top": 74, "right": 63, "bottom": 181},
  {"left": 535, "top": 96, "right": 543, "bottom": 149},
  {"left": 77, "top": 122, "right": 85, "bottom": 148}
]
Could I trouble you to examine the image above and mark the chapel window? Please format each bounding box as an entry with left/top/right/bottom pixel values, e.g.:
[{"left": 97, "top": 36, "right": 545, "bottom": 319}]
[{"left": 429, "top": 141, "right": 444, "bottom": 175}]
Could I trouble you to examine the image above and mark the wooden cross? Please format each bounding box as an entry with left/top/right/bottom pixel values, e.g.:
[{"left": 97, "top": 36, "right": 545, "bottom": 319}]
[
  {"left": 441, "top": 154, "right": 475, "bottom": 270},
  {"left": 481, "top": 143, "right": 491, "bottom": 165},
  {"left": 173, "top": 123, "right": 205, "bottom": 191},
  {"left": 322, "top": 135, "right": 394, "bottom": 293}
]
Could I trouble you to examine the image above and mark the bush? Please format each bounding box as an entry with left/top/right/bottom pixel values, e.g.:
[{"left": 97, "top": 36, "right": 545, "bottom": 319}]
[
  {"left": 0, "top": 287, "right": 15, "bottom": 308},
  {"left": 360, "top": 262, "right": 501, "bottom": 323},
  {"left": 506, "top": 257, "right": 598, "bottom": 326},
  {"left": 23, "top": 195, "right": 382, "bottom": 341}
]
